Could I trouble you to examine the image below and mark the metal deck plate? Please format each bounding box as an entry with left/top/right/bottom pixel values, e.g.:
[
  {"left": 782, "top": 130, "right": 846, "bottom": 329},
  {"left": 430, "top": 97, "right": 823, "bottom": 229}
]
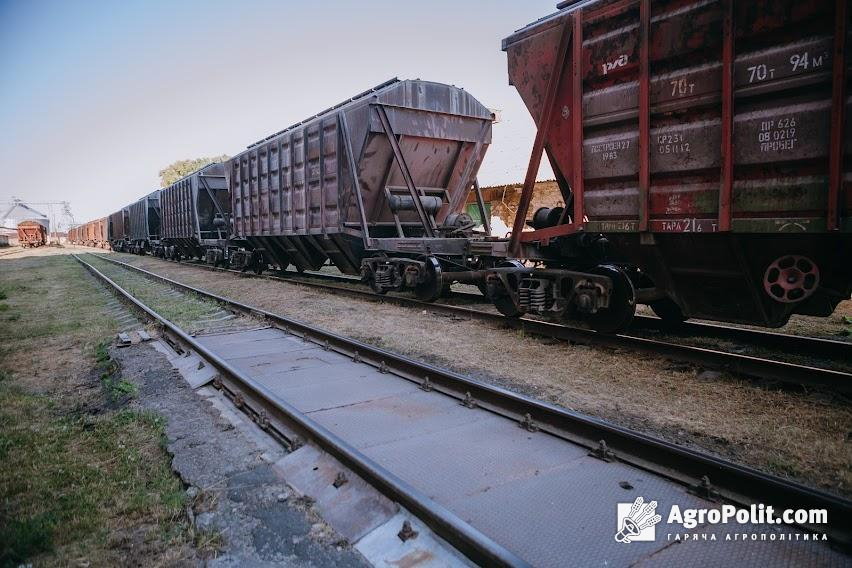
[{"left": 196, "top": 327, "right": 847, "bottom": 567}]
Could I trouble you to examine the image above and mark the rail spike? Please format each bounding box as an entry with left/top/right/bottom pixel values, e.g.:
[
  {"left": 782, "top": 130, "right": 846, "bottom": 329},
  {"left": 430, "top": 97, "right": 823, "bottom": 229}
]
[
  {"left": 690, "top": 475, "right": 720, "bottom": 501},
  {"left": 461, "top": 392, "right": 476, "bottom": 409},
  {"left": 519, "top": 413, "right": 538, "bottom": 433},
  {"left": 589, "top": 439, "right": 616, "bottom": 462}
]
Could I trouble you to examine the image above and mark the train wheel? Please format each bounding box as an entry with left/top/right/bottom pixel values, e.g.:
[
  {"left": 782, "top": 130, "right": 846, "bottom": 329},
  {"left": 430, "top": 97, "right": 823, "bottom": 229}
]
[
  {"left": 583, "top": 265, "right": 636, "bottom": 333},
  {"left": 489, "top": 259, "right": 525, "bottom": 317},
  {"left": 493, "top": 296, "right": 523, "bottom": 317},
  {"left": 362, "top": 267, "right": 386, "bottom": 295},
  {"left": 649, "top": 298, "right": 686, "bottom": 327},
  {"left": 414, "top": 257, "right": 443, "bottom": 302},
  {"left": 763, "top": 255, "right": 820, "bottom": 303},
  {"left": 368, "top": 276, "right": 388, "bottom": 295}
]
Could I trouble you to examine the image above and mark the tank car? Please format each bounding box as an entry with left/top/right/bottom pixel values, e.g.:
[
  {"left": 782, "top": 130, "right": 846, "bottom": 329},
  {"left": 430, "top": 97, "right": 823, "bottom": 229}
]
[
  {"left": 127, "top": 191, "right": 162, "bottom": 254},
  {"left": 491, "top": 0, "right": 851, "bottom": 331},
  {"left": 17, "top": 220, "right": 48, "bottom": 248},
  {"left": 226, "top": 78, "right": 503, "bottom": 298}
]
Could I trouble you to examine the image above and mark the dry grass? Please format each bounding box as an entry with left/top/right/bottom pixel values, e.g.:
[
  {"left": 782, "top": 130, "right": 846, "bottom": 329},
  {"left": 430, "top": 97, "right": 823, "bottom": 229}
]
[
  {"left": 0, "top": 252, "right": 195, "bottom": 566},
  {"left": 635, "top": 300, "right": 852, "bottom": 343},
  {"left": 109, "top": 250, "right": 852, "bottom": 498},
  {"left": 82, "top": 253, "right": 259, "bottom": 336}
]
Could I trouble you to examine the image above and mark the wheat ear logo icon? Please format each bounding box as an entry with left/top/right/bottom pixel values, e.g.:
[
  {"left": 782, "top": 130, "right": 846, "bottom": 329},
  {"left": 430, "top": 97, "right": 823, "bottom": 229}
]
[{"left": 615, "top": 497, "right": 662, "bottom": 543}]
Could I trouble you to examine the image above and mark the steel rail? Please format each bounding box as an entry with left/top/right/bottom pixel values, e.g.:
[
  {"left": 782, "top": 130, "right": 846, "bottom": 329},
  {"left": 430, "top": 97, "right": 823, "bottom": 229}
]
[
  {"left": 102, "top": 249, "right": 852, "bottom": 360},
  {"left": 101, "top": 253, "right": 852, "bottom": 394},
  {"left": 83, "top": 253, "right": 852, "bottom": 547},
  {"left": 274, "top": 266, "right": 852, "bottom": 361},
  {"left": 73, "top": 253, "right": 530, "bottom": 568}
]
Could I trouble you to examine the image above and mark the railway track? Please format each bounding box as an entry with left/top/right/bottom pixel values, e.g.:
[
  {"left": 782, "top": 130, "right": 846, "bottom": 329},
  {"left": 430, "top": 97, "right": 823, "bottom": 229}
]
[
  {"left": 0, "top": 247, "right": 29, "bottom": 257},
  {"left": 277, "top": 267, "right": 852, "bottom": 362},
  {"left": 97, "top": 252, "right": 852, "bottom": 395},
  {"left": 74, "top": 252, "right": 852, "bottom": 565}
]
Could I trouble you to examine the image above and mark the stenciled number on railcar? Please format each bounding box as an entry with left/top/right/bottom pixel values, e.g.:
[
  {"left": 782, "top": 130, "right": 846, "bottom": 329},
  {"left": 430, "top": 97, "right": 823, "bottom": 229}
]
[
  {"left": 656, "top": 132, "right": 690, "bottom": 155},
  {"left": 590, "top": 139, "right": 630, "bottom": 163},
  {"left": 789, "top": 50, "right": 827, "bottom": 73},
  {"left": 747, "top": 63, "right": 775, "bottom": 84},
  {"left": 758, "top": 117, "right": 798, "bottom": 153},
  {"left": 660, "top": 218, "right": 716, "bottom": 233},
  {"left": 669, "top": 77, "right": 696, "bottom": 98}
]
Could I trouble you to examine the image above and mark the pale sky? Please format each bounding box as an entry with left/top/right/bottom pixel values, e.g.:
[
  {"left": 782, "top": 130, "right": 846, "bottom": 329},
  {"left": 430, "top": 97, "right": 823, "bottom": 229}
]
[{"left": 0, "top": 0, "right": 557, "bottom": 226}]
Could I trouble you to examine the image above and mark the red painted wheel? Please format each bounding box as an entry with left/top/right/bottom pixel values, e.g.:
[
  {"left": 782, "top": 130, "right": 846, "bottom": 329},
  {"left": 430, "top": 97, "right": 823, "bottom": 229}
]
[{"left": 763, "top": 255, "right": 819, "bottom": 303}]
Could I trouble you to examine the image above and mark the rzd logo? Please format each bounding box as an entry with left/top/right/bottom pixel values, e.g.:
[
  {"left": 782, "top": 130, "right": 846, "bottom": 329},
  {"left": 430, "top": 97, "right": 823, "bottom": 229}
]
[
  {"left": 615, "top": 497, "right": 662, "bottom": 543},
  {"left": 602, "top": 54, "right": 629, "bottom": 75}
]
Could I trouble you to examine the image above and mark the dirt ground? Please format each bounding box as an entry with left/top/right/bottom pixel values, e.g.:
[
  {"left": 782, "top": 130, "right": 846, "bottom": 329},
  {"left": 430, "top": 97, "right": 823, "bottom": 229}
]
[
  {"left": 0, "top": 249, "right": 199, "bottom": 565},
  {"left": 0, "top": 247, "right": 370, "bottom": 566},
  {"left": 94, "top": 249, "right": 852, "bottom": 499}
]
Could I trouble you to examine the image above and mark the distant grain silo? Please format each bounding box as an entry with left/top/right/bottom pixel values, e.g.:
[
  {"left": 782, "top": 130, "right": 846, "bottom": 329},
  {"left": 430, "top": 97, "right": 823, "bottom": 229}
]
[{"left": 1, "top": 201, "right": 49, "bottom": 232}]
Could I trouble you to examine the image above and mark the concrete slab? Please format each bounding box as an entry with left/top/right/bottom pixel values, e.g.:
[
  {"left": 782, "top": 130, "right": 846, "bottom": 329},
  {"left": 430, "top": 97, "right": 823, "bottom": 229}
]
[
  {"left": 355, "top": 511, "right": 473, "bottom": 568},
  {"left": 273, "top": 445, "right": 398, "bottom": 543}
]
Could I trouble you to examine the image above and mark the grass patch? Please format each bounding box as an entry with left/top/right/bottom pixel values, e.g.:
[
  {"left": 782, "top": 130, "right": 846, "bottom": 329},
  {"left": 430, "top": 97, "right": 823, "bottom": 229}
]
[
  {"left": 84, "top": 255, "right": 220, "bottom": 332},
  {"left": 193, "top": 528, "right": 226, "bottom": 558},
  {"left": 0, "top": 387, "right": 186, "bottom": 565},
  {"left": 0, "top": 254, "right": 193, "bottom": 565},
  {"left": 102, "top": 376, "right": 139, "bottom": 399},
  {"left": 94, "top": 341, "right": 140, "bottom": 400},
  {"left": 0, "top": 303, "right": 8, "bottom": 312}
]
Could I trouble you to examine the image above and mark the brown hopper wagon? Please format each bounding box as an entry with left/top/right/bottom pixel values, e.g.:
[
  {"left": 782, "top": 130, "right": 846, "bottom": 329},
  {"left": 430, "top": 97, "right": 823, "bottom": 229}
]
[
  {"left": 226, "top": 78, "right": 500, "bottom": 298},
  {"left": 159, "top": 162, "right": 234, "bottom": 263},
  {"left": 127, "top": 191, "right": 162, "bottom": 254},
  {"left": 96, "top": 217, "right": 108, "bottom": 248},
  {"left": 17, "top": 220, "right": 47, "bottom": 248},
  {"left": 491, "top": 0, "right": 851, "bottom": 331},
  {"left": 108, "top": 208, "right": 129, "bottom": 251}
]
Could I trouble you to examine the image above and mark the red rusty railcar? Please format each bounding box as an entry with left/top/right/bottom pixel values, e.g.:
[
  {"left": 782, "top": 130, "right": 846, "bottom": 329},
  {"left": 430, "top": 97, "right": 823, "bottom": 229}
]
[
  {"left": 17, "top": 220, "right": 47, "bottom": 248},
  {"left": 495, "top": 0, "right": 851, "bottom": 330},
  {"left": 95, "top": 217, "right": 108, "bottom": 248}
]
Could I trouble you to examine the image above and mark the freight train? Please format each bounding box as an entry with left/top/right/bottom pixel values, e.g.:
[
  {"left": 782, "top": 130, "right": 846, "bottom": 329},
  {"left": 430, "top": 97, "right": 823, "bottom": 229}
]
[
  {"left": 72, "top": 0, "right": 851, "bottom": 332},
  {"left": 69, "top": 217, "right": 108, "bottom": 248}
]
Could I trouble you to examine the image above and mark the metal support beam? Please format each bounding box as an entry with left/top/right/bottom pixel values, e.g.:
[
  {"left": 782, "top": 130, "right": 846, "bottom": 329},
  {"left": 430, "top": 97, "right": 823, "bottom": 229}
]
[
  {"left": 198, "top": 174, "right": 229, "bottom": 240},
  {"left": 473, "top": 179, "right": 491, "bottom": 235},
  {"left": 338, "top": 112, "right": 372, "bottom": 245},
  {"left": 570, "top": 13, "right": 585, "bottom": 231},
  {"left": 447, "top": 119, "right": 491, "bottom": 215},
  {"left": 508, "top": 16, "right": 573, "bottom": 256},
  {"left": 828, "top": 0, "right": 847, "bottom": 231},
  {"left": 638, "top": 0, "right": 651, "bottom": 232},
  {"left": 718, "top": 0, "right": 735, "bottom": 232},
  {"left": 375, "top": 104, "right": 435, "bottom": 237}
]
